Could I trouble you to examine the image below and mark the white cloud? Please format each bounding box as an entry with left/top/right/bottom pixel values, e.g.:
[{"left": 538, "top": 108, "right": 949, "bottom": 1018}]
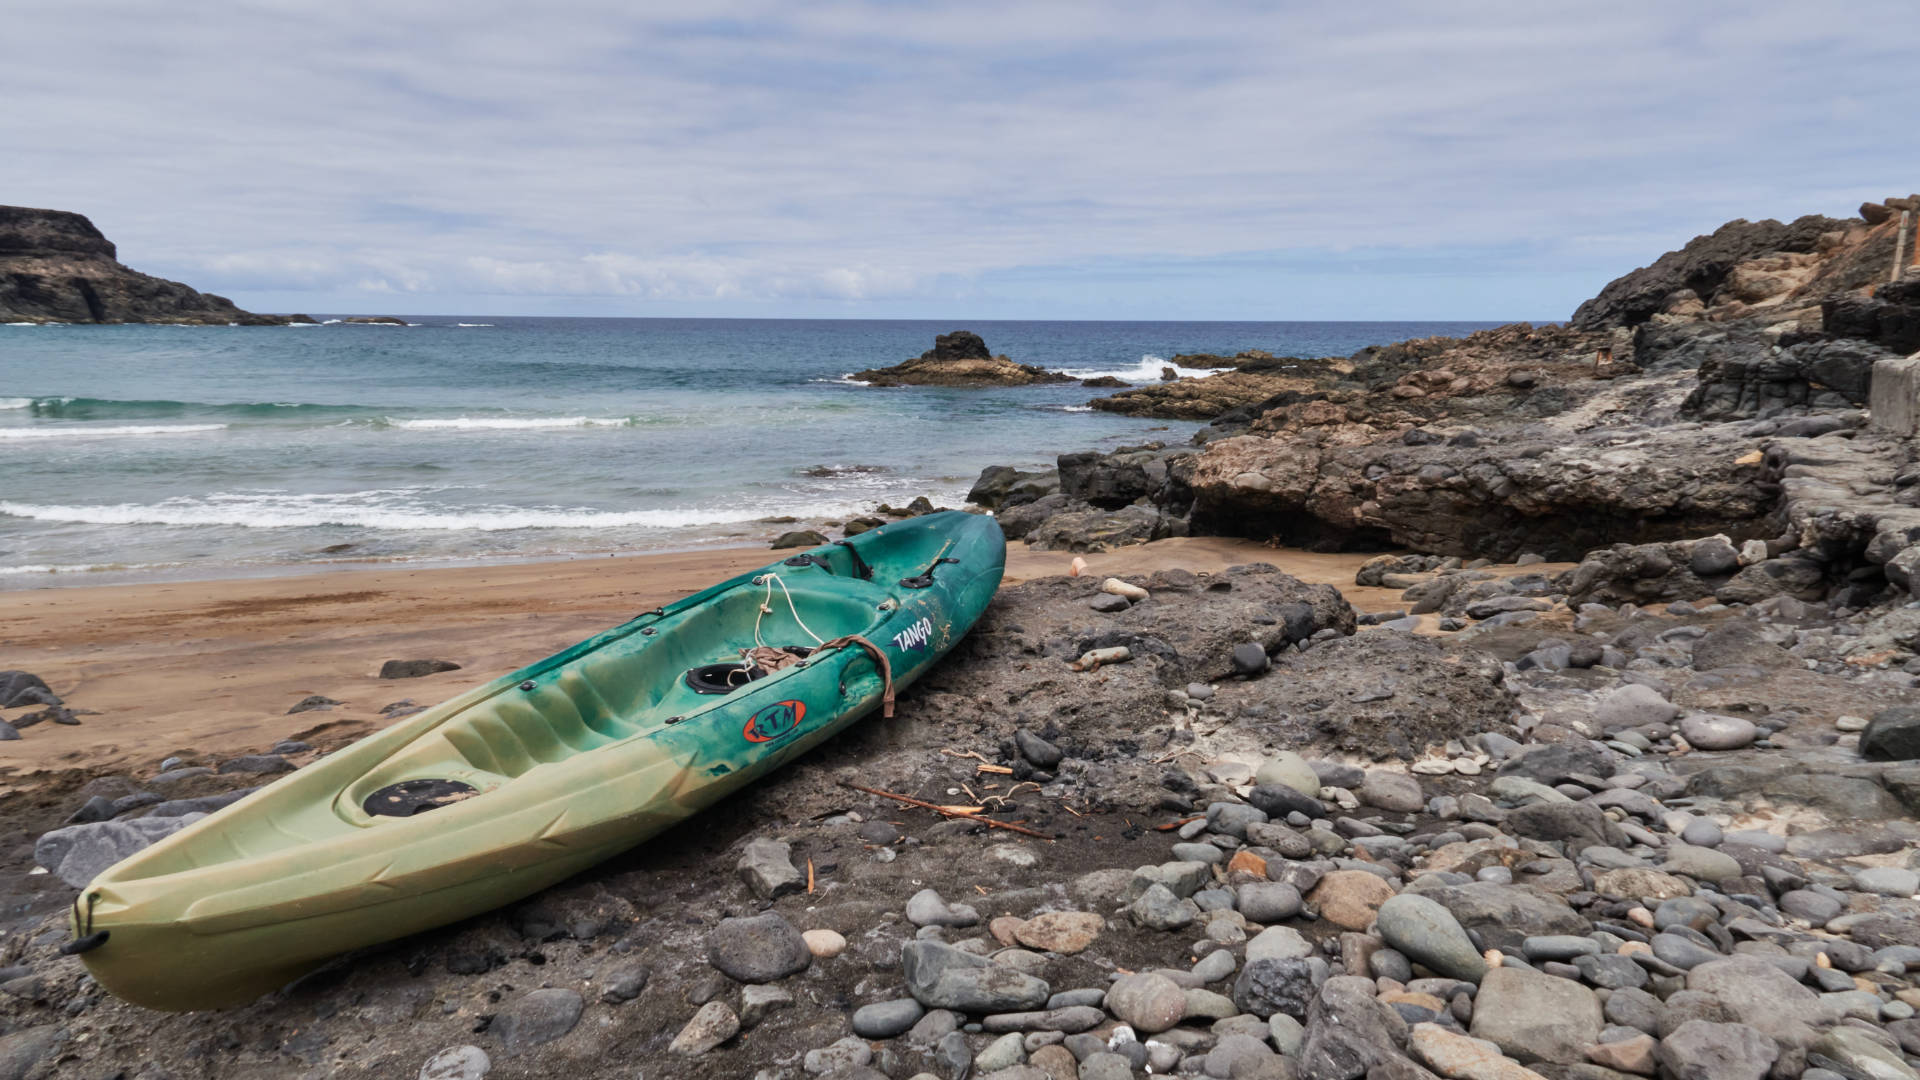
[{"left": 1, "top": 1, "right": 1914, "bottom": 316}]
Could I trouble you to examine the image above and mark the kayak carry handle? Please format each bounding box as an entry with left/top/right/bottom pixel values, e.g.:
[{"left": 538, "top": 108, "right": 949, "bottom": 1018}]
[
  {"left": 61, "top": 892, "right": 108, "bottom": 955},
  {"left": 899, "top": 558, "right": 957, "bottom": 590},
  {"left": 899, "top": 539, "right": 957, "bottom": 590},
  {"left": 832, "top": 540, "right": 873, "bottom": 581}
]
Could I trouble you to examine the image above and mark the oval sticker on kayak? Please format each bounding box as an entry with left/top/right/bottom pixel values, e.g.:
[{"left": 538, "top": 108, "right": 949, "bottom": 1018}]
[{"left": 743, "top": 700, "right": 806, "bottom": 743}]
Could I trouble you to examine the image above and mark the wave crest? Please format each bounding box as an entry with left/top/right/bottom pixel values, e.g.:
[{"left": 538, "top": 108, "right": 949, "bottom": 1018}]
[
  {"left": 387, "top": 416, "right": 632, "bottom": 431},
  {"left": 0, "top": 490, "right": 862, "bottom": 532},
  {"left": 0, "top": 423, "right": 227, "bottom": 440},
  {"left": 1053, "top": 354, "right": 1226, "bottom": 383}
]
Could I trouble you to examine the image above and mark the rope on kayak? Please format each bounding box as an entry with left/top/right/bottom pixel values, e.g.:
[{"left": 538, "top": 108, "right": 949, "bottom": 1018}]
[
  {"left": 753, "top": 573, "right": 827, "bottom": 650},
  {"left": 820, "top": 634, "right": 895, "bottom": 718},
  {"left": 745, "top": 573, "right": 893, "bottom": 715}
]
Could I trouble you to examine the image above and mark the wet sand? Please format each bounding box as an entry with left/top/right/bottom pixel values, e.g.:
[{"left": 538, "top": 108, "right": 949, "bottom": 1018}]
[{"left": 0, "top": 537, "right": 1529, "bottom": 783}]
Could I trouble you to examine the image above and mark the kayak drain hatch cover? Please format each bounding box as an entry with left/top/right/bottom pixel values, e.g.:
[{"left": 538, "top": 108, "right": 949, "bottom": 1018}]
[{"left": 364, "top": 779, "right": 480, "bottom": 817}]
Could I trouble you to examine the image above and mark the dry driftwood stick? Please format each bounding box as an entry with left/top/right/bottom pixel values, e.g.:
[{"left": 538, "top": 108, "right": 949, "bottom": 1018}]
[{"left": 839, "top": 781, "right": 1054, "bottom": 840}]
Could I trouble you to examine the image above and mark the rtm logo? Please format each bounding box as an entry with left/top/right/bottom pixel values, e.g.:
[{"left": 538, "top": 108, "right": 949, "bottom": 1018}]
[
  {"left": 743, "top": 700, "right": 805, "bottom": 743},
  {"left": 892, "top": 617, "right": 934, "bottom": 652}
]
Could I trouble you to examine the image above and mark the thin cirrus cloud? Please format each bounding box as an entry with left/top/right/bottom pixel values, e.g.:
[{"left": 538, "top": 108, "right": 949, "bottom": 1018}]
[{"left": 0, "top": 2, "right": 1912, "bottom": 319}]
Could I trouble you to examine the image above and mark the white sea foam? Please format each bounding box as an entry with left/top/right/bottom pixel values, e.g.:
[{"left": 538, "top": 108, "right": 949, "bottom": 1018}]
[
  {"left": 0, "top": 423, "right": 227, "bottom": 440},
  {"left": 5, "top": 321, "right": 44, "bottom": 326},
  {"left": 0, "top": 398, "right": 30, "bottom": 410},
  {"left": 455, "top": 323, "right": 494, "bottom": 327},
  {"left": 388, "top": 416, "right": 631, "bottom": 431},
  {"left": 0, "top": 561, "right": 176, "bottom": 576},
  {"left": 1060, "top": 405, "right": 1094, "bottom": 412},
  {"left": 0, "top": 491, "right": 863, "bottom": 532},
  {"left": 1054, "top": 354, "right": 1226, "bottom": 383}
]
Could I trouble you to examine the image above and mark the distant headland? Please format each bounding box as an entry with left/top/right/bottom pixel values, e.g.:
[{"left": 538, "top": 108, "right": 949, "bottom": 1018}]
[{"left": 0, "top": 205, "right": 311, "bottom": 326}]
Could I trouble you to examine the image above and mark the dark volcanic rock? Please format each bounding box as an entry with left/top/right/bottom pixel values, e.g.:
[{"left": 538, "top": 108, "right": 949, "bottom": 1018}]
[
  {"left": 851, "top": 331, "right": 1072, "bottom": 388},
  {"left": 0, "top": 205, "right": 300, "bottom": 325},
  {"left": 379, "top": 659, "right": 462, "bottom": 679},
  {"left": 1570, "top": 214, "right": 1849, "bottom": 330},
  {"left": 1861, "top": 707, "right": 1920, "bottom": 762},
  {"left": 1180, "top": 423, "right": 1778, "bottom": 561},
  {"left": 967, "top": 465, "right": 1059, "bottom": 510},
  {"left": 770, "top": 529, "right": 830, "bottom": 550},
  {"left": 0, "top": 671, "right": 59, "bottom": 709},
  {"left": 1025, "top": 503, "right": 1182, "bottom": 553},
  {"left": 707, "top": 912, "right": 812, "bottom": 984},
  {"left": 1683, "top": 335, "right": 1889, "bottom": 418}
]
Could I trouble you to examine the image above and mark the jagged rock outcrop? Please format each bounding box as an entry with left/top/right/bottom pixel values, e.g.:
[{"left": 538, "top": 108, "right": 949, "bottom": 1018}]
[
  {"left": 1090, "top": 370, "right": 1335, "bottom": 419},
  {"left": 1570, "top": 214, "right": 1854, "bottom": 330},
  {"left": 851, "top": 331, "right": 1072, "bottom": 388},
  {"left": 0, "top": 205, "right": 302, "bottom": 325},
  {"left": 1825, "top": 277, "right": 1920, "bottom": 356}
]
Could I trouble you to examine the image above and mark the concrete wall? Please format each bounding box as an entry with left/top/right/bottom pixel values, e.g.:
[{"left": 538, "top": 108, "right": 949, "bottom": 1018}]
[{"left": 1870, "top": 352, "right": 1920, "bottom": 435}]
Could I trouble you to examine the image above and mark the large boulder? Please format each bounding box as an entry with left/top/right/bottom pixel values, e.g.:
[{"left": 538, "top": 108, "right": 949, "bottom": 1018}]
[
  {"left": 1298, "top": 975, "right": 1412, "bottom": 1079},
  {"left": 1403, "top": 881, "right": 1589, "bottom": 952},
  {"left": 1862, "top": 706, "right": 1920, "bottom": 762},
  {"left": 1468, "top": 965, "right": 1602, "bottom": 1065},
  {"left": 1180, "top": 423, "right": 1778, "bottom": 561},
  {"left": 1684, "top": 956, "right": 1821, "bottom": 1051}
]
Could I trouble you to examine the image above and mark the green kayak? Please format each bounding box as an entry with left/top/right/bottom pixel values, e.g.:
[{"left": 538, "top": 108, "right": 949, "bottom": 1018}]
[{"left": 71, "top": 510, "right": 1004, "bottom": 1010}]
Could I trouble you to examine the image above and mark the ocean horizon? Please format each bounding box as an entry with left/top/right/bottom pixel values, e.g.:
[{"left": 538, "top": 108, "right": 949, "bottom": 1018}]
[{"left": 0, "top": 316, "right": 1506, "bottom": 588}]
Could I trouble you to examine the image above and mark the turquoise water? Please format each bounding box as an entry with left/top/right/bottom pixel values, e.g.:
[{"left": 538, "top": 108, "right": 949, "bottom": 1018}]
[{"left": 0, "top": 317, "right": 1498, "bottom": 585}]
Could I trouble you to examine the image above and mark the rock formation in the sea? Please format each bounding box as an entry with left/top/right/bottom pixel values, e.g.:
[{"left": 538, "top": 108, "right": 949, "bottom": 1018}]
[
  {"left": 342, "top": 315, "right": 409, "bottom": 325},
  {"left": 850, "top": 330, "right": 1074, "bottom": 387},
  {"left": 0, "top": 205, "right": 308, "bottom": 325}
]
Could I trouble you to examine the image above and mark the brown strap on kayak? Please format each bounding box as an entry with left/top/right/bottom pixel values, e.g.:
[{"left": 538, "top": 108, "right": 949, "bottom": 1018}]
[{"left": 821, "top": 634, "right": 895, "bottom": 718}]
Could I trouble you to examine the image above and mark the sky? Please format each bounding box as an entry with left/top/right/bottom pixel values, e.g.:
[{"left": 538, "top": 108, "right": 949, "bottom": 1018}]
[{"left": 3, "top": 2, "right": 1916, "bottom": 321}]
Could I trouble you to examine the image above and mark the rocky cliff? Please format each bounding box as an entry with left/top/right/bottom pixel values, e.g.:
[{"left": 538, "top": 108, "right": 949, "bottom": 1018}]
[
  {"left": 984, "top": 193, "right": 1920, "bottom": 599},
  {"left": 0, "top": 205, "right": 303, "bottom": 325}
]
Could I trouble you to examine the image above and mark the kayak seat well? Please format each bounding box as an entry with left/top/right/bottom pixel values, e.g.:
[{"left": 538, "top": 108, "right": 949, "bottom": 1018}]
[{"left": 338, "top": 577, "right": 888, "bottom": 818}]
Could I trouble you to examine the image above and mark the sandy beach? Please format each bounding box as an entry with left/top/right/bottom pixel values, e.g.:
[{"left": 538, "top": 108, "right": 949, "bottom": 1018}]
[{"left": 0, "top": 536, "right": 1456, "bottom": 784}]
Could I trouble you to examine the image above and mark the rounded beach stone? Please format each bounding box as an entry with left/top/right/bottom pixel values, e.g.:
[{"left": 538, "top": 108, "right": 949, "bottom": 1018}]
[
  {"left": 802, "top": 928, "right": 847, "bottom": 958},
  {"left": 707, "top": 912, "right": 812, "bottom": 983},
  {"left": 1308, "top": 870, "right": 1397, "bottom": 930},
  {"left": 1254, "top": 752, "right": 1320, "bottom": 797},
  {"left": 1014, "top": 911, "right": 1103, "bottom": 954},
  {"left": 1106, "top": 972, "right": 1186, "bottom": 1034},
  {"left": 420, "top": 1045, "right": 490, "bottom": 1080},
  {"left": 1376, "top": 893, "right": 1488, "bottom": 982},
  {"left": 1678, "top": 714, "right": 1758, "bottom": 751}
]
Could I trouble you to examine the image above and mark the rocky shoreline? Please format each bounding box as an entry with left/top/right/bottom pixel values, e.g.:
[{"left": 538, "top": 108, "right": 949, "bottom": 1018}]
[{"left": 3, "top": 196, "right": 1920, "bottom": 1080}]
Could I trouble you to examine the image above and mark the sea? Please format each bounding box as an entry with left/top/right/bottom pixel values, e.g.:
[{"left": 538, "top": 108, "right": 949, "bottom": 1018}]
[{"left": 0, "top": 318, "right": 1500, "bottom": 588}]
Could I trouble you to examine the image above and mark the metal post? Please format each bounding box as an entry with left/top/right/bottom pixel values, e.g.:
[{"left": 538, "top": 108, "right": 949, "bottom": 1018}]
[{"left": 1897, "top": 210, "right": 1912, "bottom": 283}]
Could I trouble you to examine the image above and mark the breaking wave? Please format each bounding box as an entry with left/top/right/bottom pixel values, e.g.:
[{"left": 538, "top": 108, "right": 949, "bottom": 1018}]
[
  {"left": 386, "top": 416, "right": 633, "bottom": 431},
  {"left": 0, "top": 490, "right": 867, "bottom": 532},
  {"left": 1053, "top": 354, "right": 1226, "bottom": 383},
  {"left": 0, "top": 423, "right": 228, "bottom": 440}
]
